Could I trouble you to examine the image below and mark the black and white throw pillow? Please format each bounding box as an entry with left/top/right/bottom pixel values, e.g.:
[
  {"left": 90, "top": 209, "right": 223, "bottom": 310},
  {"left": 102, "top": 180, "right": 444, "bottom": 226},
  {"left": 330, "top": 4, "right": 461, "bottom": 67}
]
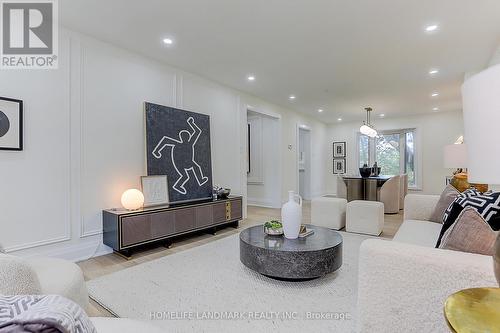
[{"left": 436, "top": 189, "right": 500, "bottom": 247}]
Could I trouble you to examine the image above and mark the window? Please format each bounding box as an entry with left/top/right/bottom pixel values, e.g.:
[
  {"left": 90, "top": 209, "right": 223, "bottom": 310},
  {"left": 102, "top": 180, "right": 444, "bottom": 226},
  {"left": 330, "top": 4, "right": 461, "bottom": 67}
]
[
  {"left": 358, "top": 129, "right": 417, "bottom": 188},
  {"left": 359, "top": 135, "right": 369, "bottom": 167}
]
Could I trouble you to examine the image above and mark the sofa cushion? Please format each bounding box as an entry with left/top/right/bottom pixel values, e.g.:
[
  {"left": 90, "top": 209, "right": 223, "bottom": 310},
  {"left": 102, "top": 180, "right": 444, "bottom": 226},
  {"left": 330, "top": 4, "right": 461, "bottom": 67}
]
[
  {"left": 393, "top": 220, "right": 442, "bottom": 247},
  {"left": 439, "top": 207, "right": 498, "bottom": 255},
  {"left": 429, "top": 185, "right": 459, "bottom": 223},
  {"left": 437, "top": 190, "right": 500, "bottom": 247},
  {"left": 0, "top": 254, "right": 42, "bottom": 296}
]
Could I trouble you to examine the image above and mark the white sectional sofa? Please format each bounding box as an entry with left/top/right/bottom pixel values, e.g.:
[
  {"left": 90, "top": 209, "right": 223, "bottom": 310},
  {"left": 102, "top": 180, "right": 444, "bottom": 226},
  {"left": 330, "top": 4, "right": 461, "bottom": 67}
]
[{"left": 357, "top": 194, "right": 498, "bottom": 333}]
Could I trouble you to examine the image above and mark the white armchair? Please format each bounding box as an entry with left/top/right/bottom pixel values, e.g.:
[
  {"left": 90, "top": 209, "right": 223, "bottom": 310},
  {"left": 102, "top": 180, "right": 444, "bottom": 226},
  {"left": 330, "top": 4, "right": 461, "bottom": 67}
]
[
  {"left": 377, "top": 175, "right": 400, "bottom": 214},
  {"left": 0, "top": 253, "right": 166, "bottom": 333},
  {"left": 0, "top": 254, "right": 89, "bottom": 310}
]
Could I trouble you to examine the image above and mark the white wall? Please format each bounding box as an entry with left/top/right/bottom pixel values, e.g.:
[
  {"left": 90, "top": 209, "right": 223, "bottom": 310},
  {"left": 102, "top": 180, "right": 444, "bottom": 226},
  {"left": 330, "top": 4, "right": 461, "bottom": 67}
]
[
  {"left": 0, "top": 28, "right": 328, "bottom": 261},
  {"left": 326, "top": 111, "right": 464, "bottom": 195}
]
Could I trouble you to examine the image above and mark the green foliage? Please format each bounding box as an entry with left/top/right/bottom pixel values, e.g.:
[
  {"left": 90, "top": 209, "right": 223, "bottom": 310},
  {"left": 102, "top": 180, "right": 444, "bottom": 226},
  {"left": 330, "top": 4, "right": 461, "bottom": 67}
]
[
  {"left": 376, "top": 134, "right": 400, "bottom": 176},
  {"left": 264, "top": 220, "right": 282, "bottom": 230}
]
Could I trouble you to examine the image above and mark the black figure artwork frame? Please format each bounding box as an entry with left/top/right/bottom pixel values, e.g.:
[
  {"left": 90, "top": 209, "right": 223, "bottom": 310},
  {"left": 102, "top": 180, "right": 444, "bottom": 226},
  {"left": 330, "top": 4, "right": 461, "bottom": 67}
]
[
  {"left": 333, "top": 142, "right": 346, "bottom": 158},
  {"left": 145, "top": 102, "right": 213, "bottom": 204},
  {"left": 0, "top": 97, "right": 23, "bottom": 151}
]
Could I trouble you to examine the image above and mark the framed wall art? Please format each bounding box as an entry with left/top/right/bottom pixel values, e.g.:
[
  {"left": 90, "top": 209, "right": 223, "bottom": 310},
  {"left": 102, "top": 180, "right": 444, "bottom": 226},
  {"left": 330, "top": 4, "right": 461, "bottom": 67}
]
[
  {"left": 333, "top": 158, "right": 346, "bottom": 174},
  {"left": 333, "top": 141, "right": 346, "bottom": 158},
  {"left": 0, "top": 97, "right": 23, "bottom": 151},
  {"left": 145, "top": 102, "right": 213, "bottom": 203},
  {"left": 141, "top": 175, "right": 169, "bottom": 207}
]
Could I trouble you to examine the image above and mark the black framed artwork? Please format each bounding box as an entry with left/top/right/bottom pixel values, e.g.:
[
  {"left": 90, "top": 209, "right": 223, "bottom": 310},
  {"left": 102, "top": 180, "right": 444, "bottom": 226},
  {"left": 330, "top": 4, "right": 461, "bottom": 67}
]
[
  {"left": 0, "top": 97, "right": 23, "bottom": 151},
  {"left": 333, "top": 142, "right": 346, "bottom": 158},
  {"left": 145, "top": 102, "right": 213, "bottom": 204},
  {"left": 333, "top": 158, "right": 346, "bottom": 174}
]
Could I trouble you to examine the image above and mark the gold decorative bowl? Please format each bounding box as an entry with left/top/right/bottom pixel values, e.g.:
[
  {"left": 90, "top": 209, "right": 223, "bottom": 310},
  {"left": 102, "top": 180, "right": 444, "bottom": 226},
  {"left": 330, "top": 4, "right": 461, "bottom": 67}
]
[
  {"left": 450, "top": 173, "right": 488, "bottom": 193},
  {"left": 444, "top": 288, "right": 500, "bottom": 333}
]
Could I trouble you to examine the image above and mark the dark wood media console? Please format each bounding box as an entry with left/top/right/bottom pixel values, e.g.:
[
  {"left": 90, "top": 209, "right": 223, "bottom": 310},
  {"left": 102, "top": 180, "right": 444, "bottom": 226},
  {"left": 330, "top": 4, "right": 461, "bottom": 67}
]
[{"left": 103, "top": 196, "right": 243, "bottom": 257}]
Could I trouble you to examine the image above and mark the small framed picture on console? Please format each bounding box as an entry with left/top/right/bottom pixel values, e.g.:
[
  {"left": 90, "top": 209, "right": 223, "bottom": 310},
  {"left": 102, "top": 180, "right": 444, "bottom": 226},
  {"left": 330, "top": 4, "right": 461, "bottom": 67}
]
[{"left": 141, "top": 175, "right": 169, "bottom": 207}]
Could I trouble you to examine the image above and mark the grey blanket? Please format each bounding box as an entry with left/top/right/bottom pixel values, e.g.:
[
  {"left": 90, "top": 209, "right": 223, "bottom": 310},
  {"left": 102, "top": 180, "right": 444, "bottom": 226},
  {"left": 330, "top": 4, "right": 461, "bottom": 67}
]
[{"left": 0, "top": 295, "right": 96, "bottom": 333}]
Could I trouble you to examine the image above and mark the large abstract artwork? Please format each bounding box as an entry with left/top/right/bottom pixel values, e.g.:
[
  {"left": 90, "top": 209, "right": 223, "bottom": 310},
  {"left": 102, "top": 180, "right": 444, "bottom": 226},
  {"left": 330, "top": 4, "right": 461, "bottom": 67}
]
[{"left": 145, "top": 102, "right": 213, "bottom": 203}]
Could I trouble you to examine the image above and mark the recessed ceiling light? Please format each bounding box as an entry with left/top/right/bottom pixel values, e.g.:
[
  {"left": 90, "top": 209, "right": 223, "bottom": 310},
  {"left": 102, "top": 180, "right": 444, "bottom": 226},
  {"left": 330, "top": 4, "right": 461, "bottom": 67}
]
[
  {"left": 289, "top": 95, "right": 296, "bottom": 100},
  {"left": 425, "top": 24, "right": 439, "bottom": 32},
  {"left": 247, "top": 75, "right": 255, "bottom": 81},
  {"left": 431, "top": 92, "right": 439, "bottom": 97},
  {"left": 429, "top": 69, "right": 439, "bottom": 75},
  {"left": 337, "top": 118, "right": 342, "bottom": 122},
  {"left": 433, "top": 107, "right": 440, "bottom": 111},
  {"left": 163, "top": 38, "right": 173, "bottom": 45},
  {"left": 318, "top": 109, "right": 323, "bottom": 113},
  {"left": 379, "top": 114, "right": 385, "bottom": 118}
]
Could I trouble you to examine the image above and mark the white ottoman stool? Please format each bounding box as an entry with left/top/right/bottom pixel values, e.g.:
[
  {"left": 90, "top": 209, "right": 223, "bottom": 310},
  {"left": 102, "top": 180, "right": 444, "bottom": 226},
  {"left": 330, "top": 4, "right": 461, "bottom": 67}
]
[
  {"left": 311, "top": 197, "right": 347, "bottom": 230},
  {"left": 346, "top": 200, "right": 384, "bottom": 236}
]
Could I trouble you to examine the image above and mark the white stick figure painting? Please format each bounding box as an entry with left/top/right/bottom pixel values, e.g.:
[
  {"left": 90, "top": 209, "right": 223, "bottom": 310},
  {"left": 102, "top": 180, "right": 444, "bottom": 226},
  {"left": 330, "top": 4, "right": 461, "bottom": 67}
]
[
  {"left": 152, "top": 117, "right": 209, "bottom": 195},
  {"left": 145, "top": 102, "right": 213, "bottom": 203}
]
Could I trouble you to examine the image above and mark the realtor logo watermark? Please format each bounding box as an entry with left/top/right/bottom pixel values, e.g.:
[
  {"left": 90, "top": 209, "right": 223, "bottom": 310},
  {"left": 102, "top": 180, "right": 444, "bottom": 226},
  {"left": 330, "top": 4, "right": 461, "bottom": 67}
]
[{"left": 0, "top": 0, "right": 58, "bottom": 69}]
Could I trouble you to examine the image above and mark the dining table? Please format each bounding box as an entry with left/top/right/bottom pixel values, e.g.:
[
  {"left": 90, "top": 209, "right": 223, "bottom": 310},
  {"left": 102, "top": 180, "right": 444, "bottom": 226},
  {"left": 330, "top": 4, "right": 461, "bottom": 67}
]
[{"left": 341, "top": 175, "right": 393, "bottom": 202}]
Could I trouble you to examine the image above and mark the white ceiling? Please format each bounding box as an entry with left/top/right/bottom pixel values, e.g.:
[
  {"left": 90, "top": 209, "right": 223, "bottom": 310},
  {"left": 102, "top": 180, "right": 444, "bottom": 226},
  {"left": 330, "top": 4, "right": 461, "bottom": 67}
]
[{"left": 60, "top": 0, "right": 500, "bottom": 123}]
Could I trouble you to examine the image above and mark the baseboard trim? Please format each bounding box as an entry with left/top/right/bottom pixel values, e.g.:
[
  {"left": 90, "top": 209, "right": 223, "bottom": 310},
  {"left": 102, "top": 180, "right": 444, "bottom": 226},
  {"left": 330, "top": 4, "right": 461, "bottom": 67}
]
[
  {"left": 247, "top": 198, "right": 281, "bottom": 209},
  {"left": 16, "top": 240, "right": 112, "bottom": 263},
  {"left": 4, "top": 235, "right": 71, "bottom": 253}
]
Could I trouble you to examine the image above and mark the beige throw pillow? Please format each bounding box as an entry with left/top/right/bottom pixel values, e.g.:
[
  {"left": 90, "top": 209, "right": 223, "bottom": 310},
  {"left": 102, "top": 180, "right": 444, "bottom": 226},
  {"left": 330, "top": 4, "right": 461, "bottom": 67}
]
[
  {"left": 439, "top": 207, "right": 498, "bottom": 255},
  {"left": 429, "top": 184, "right": 460, "bottom": 223}
]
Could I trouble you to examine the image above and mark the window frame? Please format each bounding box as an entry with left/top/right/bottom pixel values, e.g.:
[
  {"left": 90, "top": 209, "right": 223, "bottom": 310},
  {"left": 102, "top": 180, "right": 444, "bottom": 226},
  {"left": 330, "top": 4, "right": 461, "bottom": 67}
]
[{"left": 357, "top": 128, "right": 419, "bottom": 190}]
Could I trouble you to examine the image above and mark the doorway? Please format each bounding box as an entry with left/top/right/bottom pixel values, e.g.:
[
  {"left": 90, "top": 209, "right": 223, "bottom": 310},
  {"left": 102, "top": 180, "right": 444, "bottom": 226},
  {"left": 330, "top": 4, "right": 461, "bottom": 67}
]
[
  {"left": 246, "top": 109, "right": 281, "bottom": 208},
  {"left": 298, "top": 126, "right": 312, "bottom": 200}
]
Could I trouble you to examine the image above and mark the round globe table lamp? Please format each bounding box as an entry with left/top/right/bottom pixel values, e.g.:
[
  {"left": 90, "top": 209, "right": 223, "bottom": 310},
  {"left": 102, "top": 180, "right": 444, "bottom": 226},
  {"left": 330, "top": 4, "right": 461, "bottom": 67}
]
[
  {"left": 121, "top": 189, "right": 145, "bottom": 211},
  {"left": 462, "top": 63, "right": 500, "bottom": 286}
]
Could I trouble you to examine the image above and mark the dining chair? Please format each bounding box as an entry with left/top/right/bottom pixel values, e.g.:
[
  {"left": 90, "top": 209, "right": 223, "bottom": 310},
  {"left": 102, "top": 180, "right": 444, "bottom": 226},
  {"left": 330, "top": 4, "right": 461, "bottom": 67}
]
[
  {"left": 377, "top": 175, "right": 401, "bottom": 214},
  {"left": 335, "top": 175, "right": 347, "bottom": 199},
  {"left": 399, "top": 174, "right": 408, "bottom": 210}
]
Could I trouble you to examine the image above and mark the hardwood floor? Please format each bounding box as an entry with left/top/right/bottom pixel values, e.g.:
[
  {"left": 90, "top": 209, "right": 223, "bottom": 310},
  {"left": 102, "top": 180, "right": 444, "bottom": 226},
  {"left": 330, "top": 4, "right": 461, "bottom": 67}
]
[{"left": 78, "top": 201, "right": 403, "bottom": 317}]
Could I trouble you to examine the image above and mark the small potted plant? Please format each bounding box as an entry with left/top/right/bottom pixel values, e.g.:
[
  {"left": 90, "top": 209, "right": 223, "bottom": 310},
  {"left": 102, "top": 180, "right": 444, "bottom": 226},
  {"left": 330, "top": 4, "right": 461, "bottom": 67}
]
[{"left": 264, "top": 220, "right": 283, "bottom": 236}]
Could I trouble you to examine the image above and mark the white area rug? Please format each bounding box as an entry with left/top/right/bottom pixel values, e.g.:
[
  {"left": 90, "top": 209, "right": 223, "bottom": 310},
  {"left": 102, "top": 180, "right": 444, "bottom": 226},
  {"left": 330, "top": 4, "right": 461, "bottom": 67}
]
[{"left": 88, "top": 231, "right": 370, "bottom": 332}]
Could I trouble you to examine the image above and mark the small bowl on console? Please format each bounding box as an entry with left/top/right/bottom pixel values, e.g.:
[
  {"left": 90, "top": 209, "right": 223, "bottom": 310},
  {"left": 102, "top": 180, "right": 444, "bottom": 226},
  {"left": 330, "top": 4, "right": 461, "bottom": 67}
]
[{"left": 217, "top": 188, "right": 231, "bottom": 199}]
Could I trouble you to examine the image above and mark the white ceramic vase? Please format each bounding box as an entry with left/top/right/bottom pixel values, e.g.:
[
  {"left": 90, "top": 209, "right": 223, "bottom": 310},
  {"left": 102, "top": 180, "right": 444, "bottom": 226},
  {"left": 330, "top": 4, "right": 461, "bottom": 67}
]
[{"left": 281, "top": 190, "right": 303, "bottom": 239}]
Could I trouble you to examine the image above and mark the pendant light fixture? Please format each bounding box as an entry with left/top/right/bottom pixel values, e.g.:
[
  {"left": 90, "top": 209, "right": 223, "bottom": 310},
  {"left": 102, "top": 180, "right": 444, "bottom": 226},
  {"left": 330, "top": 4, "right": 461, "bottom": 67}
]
[{"left": 360, "top": 107, "right": 378, "bottom": 138}]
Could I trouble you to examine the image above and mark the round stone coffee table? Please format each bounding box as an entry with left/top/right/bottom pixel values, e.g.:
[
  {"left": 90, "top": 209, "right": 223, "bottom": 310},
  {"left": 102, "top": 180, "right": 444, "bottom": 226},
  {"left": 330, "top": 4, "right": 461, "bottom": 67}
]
[{"left": 239, "top": 225, "right": 343, "bottom": 280}]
